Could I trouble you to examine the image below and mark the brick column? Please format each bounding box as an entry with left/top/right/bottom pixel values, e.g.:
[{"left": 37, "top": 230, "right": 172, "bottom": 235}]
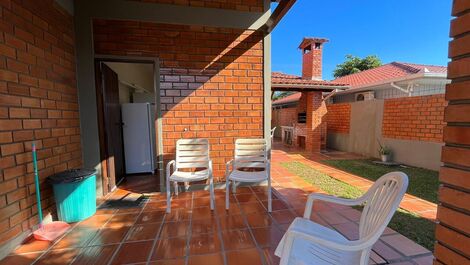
[
  {"left": 305, "top": 92, "right": 327, "bottom": 152},
  {"left": 434, "top": 0, "right": 470, "bottom": 264}
]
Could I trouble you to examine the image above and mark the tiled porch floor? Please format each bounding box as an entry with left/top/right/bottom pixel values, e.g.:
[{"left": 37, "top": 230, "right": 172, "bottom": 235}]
[
  {"left": 0, "top": 143, "right": 435, "bottom": 265},
  {"left": 1, "top": 183, "right": 433, "bottom": 265}
]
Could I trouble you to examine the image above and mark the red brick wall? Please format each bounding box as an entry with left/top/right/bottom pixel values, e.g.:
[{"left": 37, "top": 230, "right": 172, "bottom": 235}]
[
  {"left": 272, "top": 107, "right": 296, "bottom": 132},
  {"left": 305, "top": 92, "right": 326, "bottom": 152},
  {"left": 302, "top": 47, "right": 323, "bottom": 80},
  {"left": 0, "top": 0, "right": 81, "bottom": 245},
  {"left": 435, "top": 0, "right": 470, "bottom": 263},
  {"left": 132, "top": 0, "right": 264, "bottom": 12},
  {"left": 93, "top": 19, "right": 264, "bottom": 180},
  {"left": 382, "top": 94, "right": 446, "bottom": 142},
  {"left": 326, "top": 103, "right": 351, "bottom": 134}
]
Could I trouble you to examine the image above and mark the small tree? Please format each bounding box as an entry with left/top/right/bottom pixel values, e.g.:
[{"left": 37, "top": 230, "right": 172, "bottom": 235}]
[{"left": 333, "top": 55, "right": 382, "bottom": 78}]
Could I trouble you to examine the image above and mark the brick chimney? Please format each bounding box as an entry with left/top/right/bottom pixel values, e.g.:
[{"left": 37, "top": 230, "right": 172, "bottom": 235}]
[{"left": 299, "top": 37, "right": 329, "bottom": 80}]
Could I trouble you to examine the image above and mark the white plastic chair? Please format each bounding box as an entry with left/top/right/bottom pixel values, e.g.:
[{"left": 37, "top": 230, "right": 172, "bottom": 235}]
[
  {"left": 275, "top": 172, "right": 409, "bottom": 265},
  {"left": 166, "top": 138, "right": 214, "bottom": 213},
  {"left": 225, "top": 138, "right": 272, "bottom": 212},
  {"left": 271, "top": 127, "right": 276, "bottom": 142}
]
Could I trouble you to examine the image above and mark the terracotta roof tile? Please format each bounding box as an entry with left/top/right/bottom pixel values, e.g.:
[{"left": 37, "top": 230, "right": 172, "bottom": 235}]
[
  {"left": 272, "top": 92, "right": 301, "bottom": 105},
  {"left": 333, "top": 62, "right": 447, "bottom": 87},
  {"left": 272, "top": 72, "right": 347, "bottom": 87}
]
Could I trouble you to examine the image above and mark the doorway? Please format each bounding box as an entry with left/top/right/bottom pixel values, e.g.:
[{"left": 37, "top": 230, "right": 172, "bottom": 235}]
[{"left": 94, "top": 57, "right": 162, "bottom": 195}]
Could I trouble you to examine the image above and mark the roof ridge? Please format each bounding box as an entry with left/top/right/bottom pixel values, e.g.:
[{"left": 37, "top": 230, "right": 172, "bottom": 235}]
[
  {"left": 393, "top": 61, "right": 447, "bottom": 68},
  {"left": 390, "top": 62, "right": 421, "bottom": 74}
]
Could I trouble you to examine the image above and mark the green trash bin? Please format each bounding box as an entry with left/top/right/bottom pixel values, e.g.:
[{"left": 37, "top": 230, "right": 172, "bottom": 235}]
[{"left": 48, "top": 169, "right": 97, "bottom": 223}]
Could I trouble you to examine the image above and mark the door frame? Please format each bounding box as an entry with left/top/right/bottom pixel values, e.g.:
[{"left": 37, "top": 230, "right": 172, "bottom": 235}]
[{"left": 94, "top": 55, "right": 162, "bottom": 195}]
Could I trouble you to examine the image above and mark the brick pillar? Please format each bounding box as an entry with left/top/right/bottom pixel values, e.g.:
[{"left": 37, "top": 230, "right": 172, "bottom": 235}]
[
  {"left": 305, "top": 92, "right": 327, "bottom": 152},
  {"left": 434, "top": 1, "right": 470, "bottom": 264}
]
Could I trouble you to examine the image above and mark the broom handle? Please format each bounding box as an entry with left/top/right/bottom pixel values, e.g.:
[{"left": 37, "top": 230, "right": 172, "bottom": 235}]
[{"left": 32, "top": 142, "right": 43, "bottom": 225}]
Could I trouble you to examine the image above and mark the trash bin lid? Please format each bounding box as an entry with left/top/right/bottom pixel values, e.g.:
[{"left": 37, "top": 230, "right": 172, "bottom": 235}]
[{"left": 48, "top": 169, "right": 97, "bottom": 184}]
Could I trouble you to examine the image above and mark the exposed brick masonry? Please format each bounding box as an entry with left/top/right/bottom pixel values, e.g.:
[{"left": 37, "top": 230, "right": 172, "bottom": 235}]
[
  {"left": 0, "top": 0, "right": 81, "bottom": 245},
  {"left": 93, "top": 18, "right": 264, "bottom": 180},
  {"left": 132, "top": 0, "right": 264, "bottom": 12},
  {"left": 435, "top": 0, "right": 470, "bottom": 263},
  {"left": 382, "top": 94, "right": 446, "bottom": 143}
]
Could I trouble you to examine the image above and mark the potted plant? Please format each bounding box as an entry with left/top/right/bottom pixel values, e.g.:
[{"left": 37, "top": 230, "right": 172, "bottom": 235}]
[{"left": 377, "top": 141, "right": 392, "bottom": 162}]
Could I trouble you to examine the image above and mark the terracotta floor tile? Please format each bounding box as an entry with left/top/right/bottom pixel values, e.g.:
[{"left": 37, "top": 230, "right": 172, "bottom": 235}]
[
  {"left": 261, "top": 200, "right": 288, "bottom": 211},
  {"left": 372, "top": 240, "right": 403, "bottom": 261},
  {"left": 235, "top": 193, "right": 260, "bottom": 203},
  {"left": 270, "top": 210, "right": 296, "bottom": 224},
  {"left": 189, "top": 233, "right": 221, "bottom": 255},
  {"left": 192, "top": 197, "right": 213, "bottom": 208},
  {"left": 78, "top": 214, "right": 113, "bottom": 228},
  {"left": 215, "top": 203, "right": 241, "bottom": 216},
  {"left": 145, "top": 201, "right": 168, "bottom": 212},
  {"left": 148, "top": 258, "right": 185, "bottom": 265},
  {"left": 53, "top": 226, "right": 98, "bottom": 249},
  {"left": 251, "top": 226, "right": 283, "bottom": 247},
  {"left": 115, "top": 207, "right": 142, "bottom": 214},
  {"left": 413, "top": 254, "right": 434, "bottom": 265},
  {"left": 170, "top": 198, "right": 193, "bottom": 209},
  {"left": 232, "top": 187, "right": 254, "bottom": 194},
  {"left": 13, "top": 238, "right": 52, "bottom": 254},
  {"left": 136, "top": 210, "right": 166, "bottom": 224},
  {"left": 151, "top": 237, "right": 187, "bottom": 260},
  {"left": 126, "top": 223, "right": 161, "bottom": 241},
  {"left": 226, "top": 248, "right": 263, "bottom": 265},
  {"left": 381, "top": 234, "right": 431, "bottom": 256},
  {"left": 0, "top": 253, "right": 41, "bottom": 265},
  {"left": 88, "top": 226, "right": 130, "bottom": 246},
  {"left": 239, "top": 201, "right": 266, "bottom": 214},
  {"left": 262, "top": 247, "right": 280, "bottom": 265},
  {"left": 95, "top": 208, "right": 117, "bottom": 215},
  {"left": 165, "top": 208, "right": 191, "bottom": 222},
  {"left": 191, "top": 206, "right": 216, "bottom": 220},
  {"left": 188, "top": 253, "right": 225, "bottom": 265},
  {"left": 35, "top": 248, "right": 81, "bottom": 265},
  {"left": 218, "top": 214, "right": 248, "bottom": 230},
  {"left": 221, "top": 229, "right": 256, "bottom": 250},
  {"left": 337, "top": 208, "right": 362, "bottom": 222},
  {"left": 318, "top": 211, "right": 351, "bottom": 225},
  {"left": 331, "top": 221, "right": 359, "bottom": 240},
  {"left": 173, "top": 191, "right": 193, "bottom": 199},
  {"left": 191, "top": 218, "right": 218, "bottom": 235},
  {"left": 246, "top": 213, "right": 276, "bottom": 228},
  {"left": 111, "top": 240, "right": 154, "bottom": 264},
  {"left": 105, "top": 213, "right": 139, "bottom": 228},
  {"left": 71, "top": 244, "right": 117, "bottom": 265},
  {"left": 160, "top": 221, "right": 189, "bottom": 238}
]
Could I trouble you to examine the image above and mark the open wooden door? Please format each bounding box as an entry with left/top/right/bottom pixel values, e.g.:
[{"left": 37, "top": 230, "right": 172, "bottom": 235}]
[{"left": 96, "top": 62, "right": 125, "bottom": 194}]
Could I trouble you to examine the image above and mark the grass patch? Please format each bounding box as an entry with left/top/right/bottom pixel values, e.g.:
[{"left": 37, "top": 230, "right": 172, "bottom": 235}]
[
  {"left": 323, "top": 159, "right": 439, "bottom": 204},
  {"left": 281, "top": 161, "right": 435, "bottom": 250}
]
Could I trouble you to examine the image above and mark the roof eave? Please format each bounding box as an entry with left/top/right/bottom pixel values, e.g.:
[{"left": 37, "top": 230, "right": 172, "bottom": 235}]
[
  {"left": 272, "top": 83, "right": 349, "bottom": 92},
  {"left": 334, "top": 72, "right": 447, "bottom": 95}
]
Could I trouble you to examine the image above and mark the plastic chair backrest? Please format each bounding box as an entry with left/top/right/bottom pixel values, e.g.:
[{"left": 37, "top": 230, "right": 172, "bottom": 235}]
[{"left": 175, "top": 139, "right": 210, "bottom": 170}]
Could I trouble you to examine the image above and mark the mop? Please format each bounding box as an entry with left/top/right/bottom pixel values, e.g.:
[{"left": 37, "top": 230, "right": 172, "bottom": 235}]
[{"left": 32, "top": 141, "right": 70, "bottom": 241}]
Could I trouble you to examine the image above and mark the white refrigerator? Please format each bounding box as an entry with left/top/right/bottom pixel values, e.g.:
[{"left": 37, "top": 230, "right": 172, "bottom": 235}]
[{"left": 121, "top": 103, "right": 157, "bottom": 174}]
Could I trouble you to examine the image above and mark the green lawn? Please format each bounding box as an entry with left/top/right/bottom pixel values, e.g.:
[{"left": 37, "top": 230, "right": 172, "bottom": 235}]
[
  {"left": 323, "top": 159, "right": 439, "bottom": 204},
  {"left": 280, "top": 161, "right": 435, "bottom": 250}
]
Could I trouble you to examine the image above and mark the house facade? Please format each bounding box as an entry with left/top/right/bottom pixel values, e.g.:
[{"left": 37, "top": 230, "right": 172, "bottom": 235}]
[
  {"left": 0, "top": 0, "right": 295, "bottom": 256},
  {"left": 272, "top": 40, "right": 449, "bottom": 170}
]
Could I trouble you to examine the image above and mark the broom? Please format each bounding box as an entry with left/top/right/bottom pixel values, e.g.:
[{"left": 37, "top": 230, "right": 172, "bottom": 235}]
[{"left": 32, "top": 141, "right": 70, "bottom": 241}]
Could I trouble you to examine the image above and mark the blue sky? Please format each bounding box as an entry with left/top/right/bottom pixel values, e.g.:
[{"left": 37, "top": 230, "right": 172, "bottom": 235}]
[{"left": 271, "top": 0, "right": 452, "bottom": 80}]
